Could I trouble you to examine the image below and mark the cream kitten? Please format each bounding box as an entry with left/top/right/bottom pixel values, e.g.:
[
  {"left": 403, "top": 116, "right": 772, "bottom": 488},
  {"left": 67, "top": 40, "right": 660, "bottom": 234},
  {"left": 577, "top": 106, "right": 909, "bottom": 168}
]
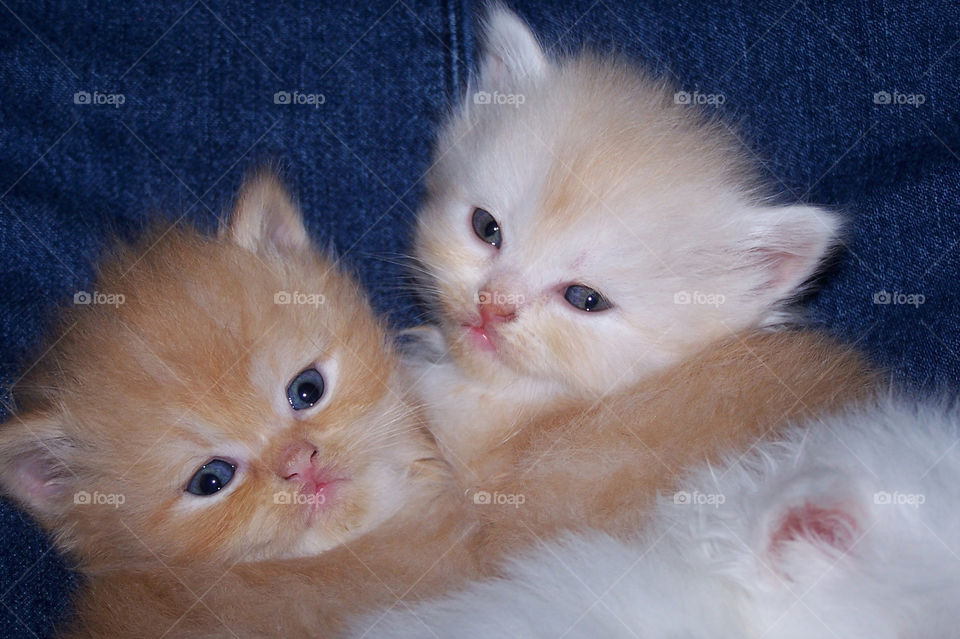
[
  {"left": 0, "top": 173, "right": 479, "bottom": 637},
  {"left": 403, "top": 7, "right": 877, "bottom": 559},
  {"left": 359, "top": 397, "right": 960, "bottom": 638},
  {"left": 409, "top": 7, "right": 851, "bottom": 465}
]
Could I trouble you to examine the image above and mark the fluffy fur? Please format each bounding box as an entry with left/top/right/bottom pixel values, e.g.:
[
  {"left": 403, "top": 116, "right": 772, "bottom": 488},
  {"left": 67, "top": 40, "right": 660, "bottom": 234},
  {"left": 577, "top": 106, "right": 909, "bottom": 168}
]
[
  {"left": 0, "top": 173, "right": 481, "bottom": 637},
  {"left": 445, "top": 330, "right": 877, "bottom": 557},
  {"left": 405, "top": 7, "right": 877, "bottom": 547},
  {"left": 413, "top": 6, "right": 842, "bottom": 408},
  {"left": 359, "top": 397, "right": 960, "bottom": 638}
]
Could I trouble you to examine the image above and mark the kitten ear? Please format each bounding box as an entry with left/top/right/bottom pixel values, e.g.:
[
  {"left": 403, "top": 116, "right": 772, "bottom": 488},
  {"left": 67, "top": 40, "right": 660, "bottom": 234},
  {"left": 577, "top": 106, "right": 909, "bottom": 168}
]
[
  {"left": 768, "top": 501, "right": 861, "bottom": 561},
  {"left": 0, "top": 413, "right": 78, "bottom": 519},
  {"left": 761, "top": 469, "right": 864, "bottom": 576},
  {"left": 744, "top": 205, "right": 842, "bottom": 303},
  {"left": 478, "top": 5, "right": 548, "bottom": 88},
  {"left": 225, "top": 171, "right": 312, "bottom": 254}
]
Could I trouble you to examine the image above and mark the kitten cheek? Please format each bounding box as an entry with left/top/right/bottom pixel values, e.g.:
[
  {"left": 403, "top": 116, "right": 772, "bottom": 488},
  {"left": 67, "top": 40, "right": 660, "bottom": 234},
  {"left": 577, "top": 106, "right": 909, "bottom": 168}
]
[{"left": 509, "top": 320, "right": 592, "bottom": 387}]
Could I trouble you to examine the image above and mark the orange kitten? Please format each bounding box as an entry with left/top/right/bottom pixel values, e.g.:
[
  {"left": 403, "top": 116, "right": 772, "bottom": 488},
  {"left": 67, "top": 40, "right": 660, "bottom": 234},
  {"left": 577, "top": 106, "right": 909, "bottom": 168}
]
[
  {"left": 0, "top": 174, "right": 479, "bottom": 637},
  {"left": 403, "top": 9, "right": 879, "bottom": 552}
]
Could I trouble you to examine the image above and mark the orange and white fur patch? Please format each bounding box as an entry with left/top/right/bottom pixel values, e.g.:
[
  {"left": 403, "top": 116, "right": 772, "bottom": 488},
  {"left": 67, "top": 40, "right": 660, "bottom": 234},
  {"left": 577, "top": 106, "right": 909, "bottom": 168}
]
[
  {"left": 0, "top": 174, "right": 480, "bottom": 637},
  {"left": 360, "top": 397, "right": 960, "bottom": 639},
  {"left": 405, "top": 8, "right": 878, "bottom": 548}
]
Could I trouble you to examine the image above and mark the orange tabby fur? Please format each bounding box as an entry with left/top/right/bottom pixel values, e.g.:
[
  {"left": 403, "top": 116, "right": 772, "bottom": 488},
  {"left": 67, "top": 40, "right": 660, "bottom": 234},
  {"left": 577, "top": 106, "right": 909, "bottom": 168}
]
[
  {"left": 0, "top": 174, "right": 483, "bottom": 637},
  {"left": 62, "top": 488, "right": 478, "bottom": 637},
  {"left": 454, "top": 331, "right": 878, "bottom": 554},
  {"left": 0, "top": 172, "right": 878, "bottom": 638}
]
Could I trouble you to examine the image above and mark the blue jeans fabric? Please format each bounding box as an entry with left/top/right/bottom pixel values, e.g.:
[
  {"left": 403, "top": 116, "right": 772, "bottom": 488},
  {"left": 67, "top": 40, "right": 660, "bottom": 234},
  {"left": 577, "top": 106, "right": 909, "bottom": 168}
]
[{"left": 1, "top": 1, "right": 958, "bottom": 635}]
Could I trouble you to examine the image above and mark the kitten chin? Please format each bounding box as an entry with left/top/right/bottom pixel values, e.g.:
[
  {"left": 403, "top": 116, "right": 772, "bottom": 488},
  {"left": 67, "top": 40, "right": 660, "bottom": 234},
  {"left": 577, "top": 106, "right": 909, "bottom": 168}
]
[{"left": 0, "top": 172, "right": 483, "bottom": 636}]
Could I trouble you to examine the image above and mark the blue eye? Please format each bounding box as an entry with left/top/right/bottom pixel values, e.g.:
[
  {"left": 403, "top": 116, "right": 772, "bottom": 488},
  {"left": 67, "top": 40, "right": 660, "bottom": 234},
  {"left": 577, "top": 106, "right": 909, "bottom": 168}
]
[
  {"left": 563, "top": 285, "right": 612, "bottom": 312},
  {"left": 185, "top": 459, "right": 236, "bottom": 496},
  {"left": 471, "top": 208, "right": 502, "bottom": 248},
  {"left": 287, "top": 368, "right": 325, "bottom": 410}
]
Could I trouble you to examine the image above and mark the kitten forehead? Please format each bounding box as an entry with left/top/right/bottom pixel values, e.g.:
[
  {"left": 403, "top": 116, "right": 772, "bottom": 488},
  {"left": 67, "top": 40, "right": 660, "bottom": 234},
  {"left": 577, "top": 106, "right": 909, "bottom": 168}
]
[
  {"left": 20, "top": 222, "right": 379, "bottom": 433},
  {"left": 437, "top": 57, "right": 760, "bottom": 278}
]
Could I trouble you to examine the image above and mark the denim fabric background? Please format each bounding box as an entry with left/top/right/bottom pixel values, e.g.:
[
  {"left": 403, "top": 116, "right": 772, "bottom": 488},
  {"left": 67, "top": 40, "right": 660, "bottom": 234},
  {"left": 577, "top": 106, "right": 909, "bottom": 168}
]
[{"left": 1, "top": 1, "right": 957, "bottom": 636}]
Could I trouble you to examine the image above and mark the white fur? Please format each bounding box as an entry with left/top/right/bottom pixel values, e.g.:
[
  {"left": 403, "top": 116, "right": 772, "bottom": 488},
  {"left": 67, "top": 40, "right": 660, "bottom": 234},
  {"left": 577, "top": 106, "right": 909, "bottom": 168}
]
[
  {"left": 353, "top": 397, "right": 960, "bottom": 638},
  {"left": 411, "top": 7, "right": 843, "bottom": 456},
  {"left": 476, "top": 4, "right": 548, "bottom": 86}
]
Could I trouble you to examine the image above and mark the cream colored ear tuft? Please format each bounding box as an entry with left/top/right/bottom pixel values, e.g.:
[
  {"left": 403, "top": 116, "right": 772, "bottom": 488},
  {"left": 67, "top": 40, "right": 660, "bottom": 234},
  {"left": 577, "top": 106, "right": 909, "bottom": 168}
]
[
  {"left": 226, "top": 171, "right": 311, "bottom": 254},
  {"left": 478, "top": 5, "right": 548, "bottom": 88},
  {"left": 747, "top": 204, "right": 843, "bottom": 301},
  {"left": 0, "top": 412, "right": 77, "bottom": 519}
]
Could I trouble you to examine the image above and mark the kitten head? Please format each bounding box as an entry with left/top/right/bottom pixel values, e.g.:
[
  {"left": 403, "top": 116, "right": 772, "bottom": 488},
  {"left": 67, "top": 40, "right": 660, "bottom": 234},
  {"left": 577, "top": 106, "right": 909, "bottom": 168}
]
[
  {"left": 0, "top": 173, "right": 437, "bottom": 571},
  {"left": 415, "top": 7, "right": 840, "bottom": 395}
]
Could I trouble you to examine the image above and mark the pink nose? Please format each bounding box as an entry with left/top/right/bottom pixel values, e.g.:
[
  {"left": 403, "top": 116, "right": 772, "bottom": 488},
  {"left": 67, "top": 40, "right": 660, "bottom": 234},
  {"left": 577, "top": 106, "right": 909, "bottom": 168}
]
[
  {"left": 276, "top": 441, "right": 324, "bottom": 489},
  {"left": 479, "top": 300, "right": 516, "bottom": 325}
]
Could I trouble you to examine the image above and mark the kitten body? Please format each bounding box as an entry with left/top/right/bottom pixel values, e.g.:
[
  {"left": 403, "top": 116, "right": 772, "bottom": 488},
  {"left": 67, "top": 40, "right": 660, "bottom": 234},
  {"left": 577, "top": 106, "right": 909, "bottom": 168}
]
[
  {"left": 0, "top": 174, "right": 481, "bottom": 637},
  {"left": 359, "top": 397, "right": 960, "bottom": 638},
  {"left": 64, "top": 489, "right": 474, "bottom": 638},
  {"left": 407, "top": 7, "right": 877, "bottom": 547},
  {"left": 452, "top": 330, "right": 874, "bottom": 552}
]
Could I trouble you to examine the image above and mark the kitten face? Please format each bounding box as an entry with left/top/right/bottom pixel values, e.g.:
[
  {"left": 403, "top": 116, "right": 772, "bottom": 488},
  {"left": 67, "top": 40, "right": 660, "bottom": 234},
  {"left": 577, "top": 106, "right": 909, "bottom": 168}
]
[
  {"left": 0, "top": 173, "right": 433, "bottom": 569},
  {"left": 415, "top": 8, "right": 840, "bottom": 395}
]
